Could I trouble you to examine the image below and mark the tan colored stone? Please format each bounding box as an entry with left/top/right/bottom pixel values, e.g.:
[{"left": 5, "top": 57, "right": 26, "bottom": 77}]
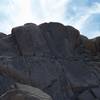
[{"left": 84, "top": 39, "right": 96, "bottom": 54}]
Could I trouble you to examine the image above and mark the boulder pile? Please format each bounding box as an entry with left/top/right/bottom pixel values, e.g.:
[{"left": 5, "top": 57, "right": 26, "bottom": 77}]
[{"left": 0, "top": 22, "right": 100, "bottom": 100}]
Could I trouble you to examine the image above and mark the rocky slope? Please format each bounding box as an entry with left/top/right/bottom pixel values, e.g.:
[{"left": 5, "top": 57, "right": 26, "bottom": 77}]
[{"left": 0, "top": 22, "right": 100, "bottom": 100}]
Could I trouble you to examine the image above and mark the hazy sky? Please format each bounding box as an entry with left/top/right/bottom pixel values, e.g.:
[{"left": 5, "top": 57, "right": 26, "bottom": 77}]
[{"left": 0, "top": 0, "right": 100, "bottom": 38}]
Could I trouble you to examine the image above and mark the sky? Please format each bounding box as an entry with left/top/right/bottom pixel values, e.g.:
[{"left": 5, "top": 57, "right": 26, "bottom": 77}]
[{"left": 0, "top": 0, "right": 100, "bottom": 38}]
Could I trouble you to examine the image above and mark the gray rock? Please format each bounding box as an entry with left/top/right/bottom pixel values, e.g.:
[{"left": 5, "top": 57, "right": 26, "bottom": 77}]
[
  {"left": 78, "top": 90, "right": 95, "bottom": 100},
  {"left": 65, "top": 25, "right": 80, "bottom": 49},
  {"left": 0, "top": 32, "right": 7, "bottom": 39},
  {"left": 0, "top": 22, "right": 100, "bottom": 100},
  {"left": 39, "top": 23, "right": 80, "bottom": 57},
  {"left": 12, "top": 23, "right": 48, "bottom": 56},
  {"left": 95, "top": 36, "right": 100, "bottom": 52},
  {"left": 91, "top": 87, "right": 100, "bottom": 99},
  {"left": 0, "top": 83, "right": 52, "bottom": 100},
  {"left": 0, "top": 35, "right": 17, "bottom": 56}
]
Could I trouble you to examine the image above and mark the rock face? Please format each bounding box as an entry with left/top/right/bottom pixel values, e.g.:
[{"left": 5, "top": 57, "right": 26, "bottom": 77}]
[
  {"left": 0, "top": 22, "right": 100, "bottom": 100},
  {"left": 94, "top": 37, "right": 100, "bottom": 52},
  {"left": 0, "top": 32, "right": 7, "bottom": 39}
]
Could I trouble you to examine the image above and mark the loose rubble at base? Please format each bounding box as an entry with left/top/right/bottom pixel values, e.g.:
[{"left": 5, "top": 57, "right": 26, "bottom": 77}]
[{"left": 0, "top": 22, "right": 100, "bottom": 100}]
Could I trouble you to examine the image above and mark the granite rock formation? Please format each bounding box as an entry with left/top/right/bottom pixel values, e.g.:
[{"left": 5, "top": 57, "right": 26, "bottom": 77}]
[{"left": 0, "top": 22, "right": 100, "bottom": 100}]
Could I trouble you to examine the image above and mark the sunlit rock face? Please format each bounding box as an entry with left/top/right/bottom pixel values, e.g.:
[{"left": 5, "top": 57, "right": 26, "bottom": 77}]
[
  {"left": 0, "top": 83, "right": 52, "bottom": 100},
  {"left": 0, "top": 22, "right": 100, "bottom": 100}
]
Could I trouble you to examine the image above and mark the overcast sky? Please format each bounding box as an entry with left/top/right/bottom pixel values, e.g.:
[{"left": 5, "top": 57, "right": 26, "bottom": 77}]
[{"left": 0, "top": 0, "right": 100, "bottom": 38}]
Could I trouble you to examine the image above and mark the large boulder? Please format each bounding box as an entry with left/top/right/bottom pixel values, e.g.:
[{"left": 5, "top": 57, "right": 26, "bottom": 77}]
[
  {"left": 12, "top": 23, "right": 48, "bottom": 56},
  {"left": 0, "top": 22, "right": 100, "bottom": 100},
  {"left": 39, "top": 23, "right": 80, "bottom": 57},
  {"left": 39, "top": 22, "right": 69, "bottom": 57}
]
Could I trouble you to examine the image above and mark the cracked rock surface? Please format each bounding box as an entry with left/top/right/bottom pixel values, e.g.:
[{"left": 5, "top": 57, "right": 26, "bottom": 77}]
[{"left": 0, "top": 22, "right": 100, "bottom": 100}]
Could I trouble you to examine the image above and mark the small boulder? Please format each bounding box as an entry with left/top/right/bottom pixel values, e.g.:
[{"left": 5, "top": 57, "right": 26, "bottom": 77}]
[{"left": 0, "top": 83, "right": 52, "bottom": 100}]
